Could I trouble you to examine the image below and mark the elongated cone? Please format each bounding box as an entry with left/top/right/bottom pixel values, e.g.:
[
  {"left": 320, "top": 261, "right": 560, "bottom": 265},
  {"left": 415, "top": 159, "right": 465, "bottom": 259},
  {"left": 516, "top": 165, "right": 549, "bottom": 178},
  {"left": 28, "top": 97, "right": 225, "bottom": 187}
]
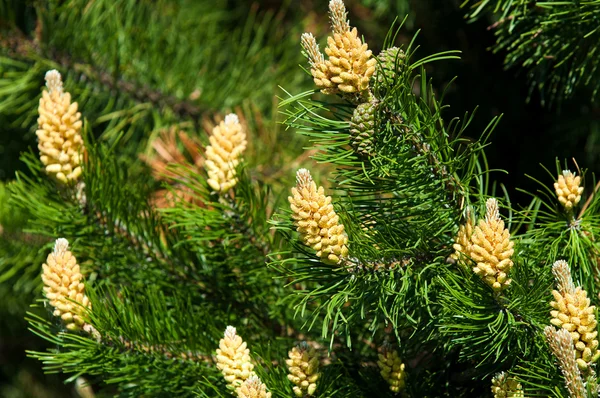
[
  {"left": 549, "top": 260, "right": 600, "bottom": 370},
  {"left": 545, "top": 326, "right": 587, "bottom": 398},
  {"left": 470, "top": 199, "right": 514, "bottom": 291},
  {"left": 216, "top": 326, "right": 255, "bottom": 389},
  {"left": 205, "top": 114, "right": 247, "bottom": 192},
  {"left": 288, "top": 169, "right": 349, "bottom": 264},
  {"left": 286, "top": 342, "right": 320, "bottom": 396},
  {"left": 377, "top": 345, "right": 406, "bottom": 393},
  {"left": 41, "top": 238, "right": 91, "bottom": 331},
  {"left": 451, "top": 207, "right": 474, "bottom": 262},
  {"left": 300, "top": 0, "right": 376, "bottom": 97},
  {"left": 36, "top": 70, "right": 84, "bottom": 184}
]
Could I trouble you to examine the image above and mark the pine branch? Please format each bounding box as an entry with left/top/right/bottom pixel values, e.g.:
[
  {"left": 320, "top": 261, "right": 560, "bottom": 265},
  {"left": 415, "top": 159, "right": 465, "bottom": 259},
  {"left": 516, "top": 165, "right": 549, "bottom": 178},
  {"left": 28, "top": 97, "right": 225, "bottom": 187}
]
[
  {"left": 463, "top": 0, "right": 600, "bottom": 105},
  {"left": 274, "top": 24, "right": 500, "bottom": 358},
  {"left": 160, "top": 166, "right": 298, "bottom": 335},
  {"left": 0, "top": 26, "right": 204, "bottom": 121},
  {"left": 516, "top": 160, "right": 600, "bottom": 291},
  {"left": 26, "top": 287, "right": 224, "bottom": 397}
]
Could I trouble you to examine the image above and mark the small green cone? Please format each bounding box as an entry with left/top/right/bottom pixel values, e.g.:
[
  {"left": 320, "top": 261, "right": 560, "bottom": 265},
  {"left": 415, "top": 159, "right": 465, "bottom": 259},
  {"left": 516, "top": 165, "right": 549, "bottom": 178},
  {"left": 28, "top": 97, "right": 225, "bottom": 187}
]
[
  {"left": 349, "top": 102, "right": 376, "bottom": 156},
  {"left": 373, "top": 47, "right": 406, "bottom": 87}
]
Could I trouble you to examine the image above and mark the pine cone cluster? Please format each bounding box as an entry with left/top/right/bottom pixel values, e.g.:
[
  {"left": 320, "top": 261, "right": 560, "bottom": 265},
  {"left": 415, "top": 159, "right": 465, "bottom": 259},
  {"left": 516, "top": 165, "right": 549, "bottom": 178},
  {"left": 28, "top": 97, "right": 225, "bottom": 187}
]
[
  {"left": 288, "top": 168, "right": 349, "bottom": 264},
  {"left": 491, "top": 372, "right": 524, "bottom": 398},
  {"left": 237, "top": 375, "right": 271, "bottom": 398},
  {"left": 286, "top": 342, "right": 319, "bottom": 397},
  {"left": 216, "top": 326, "right": 255, "bottom": 389},
  {"left": 349, "top": 102, "right": 376, "bottom": 156},
  {"left": 376, "top": 346, "right": 406, "bottom": 393},
  {"left": 300, "top": 0, "right": 376, "bottom": 97},
  {"left": 554, "top": 170, "right": 584, "bottom": 211},
  {"left": 36, "top": 70, "right": 84, "bottom": 184},
  {"left": 41, "top": 238, "right": 91, "bottom": 331},
  {"left": 469, "top": 198, "right": 514, "bottom": 291},
  {"left": 549, "top": 260, "right": 600, "bottom": 370},
  {"left": 205, "top": 114, "right": 247, "bottom": 193}
]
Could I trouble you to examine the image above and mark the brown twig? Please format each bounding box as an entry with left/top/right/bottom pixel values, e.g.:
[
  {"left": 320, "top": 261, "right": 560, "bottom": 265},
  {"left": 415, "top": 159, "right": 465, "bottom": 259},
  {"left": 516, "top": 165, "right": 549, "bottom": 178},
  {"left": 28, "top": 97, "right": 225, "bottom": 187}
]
[
  {"left": 487, "top": 15, "right": 515, "bottom": 31},
  {"left": 578, "top": 180, "right": 600, "bottom": 219},
  {"left": 116, "top": 335, "right": 213, "bottom": 364}
]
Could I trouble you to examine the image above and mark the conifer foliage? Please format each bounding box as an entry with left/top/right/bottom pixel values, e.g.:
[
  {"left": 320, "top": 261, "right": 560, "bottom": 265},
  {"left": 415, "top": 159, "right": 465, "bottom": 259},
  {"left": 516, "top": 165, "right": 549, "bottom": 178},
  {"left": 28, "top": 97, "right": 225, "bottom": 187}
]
[
  {"left": 1, "top": 0, "right": 600, "bottom": 397},
  {"left": 462, "top": 0, "right": 600, "bottom": 104}
]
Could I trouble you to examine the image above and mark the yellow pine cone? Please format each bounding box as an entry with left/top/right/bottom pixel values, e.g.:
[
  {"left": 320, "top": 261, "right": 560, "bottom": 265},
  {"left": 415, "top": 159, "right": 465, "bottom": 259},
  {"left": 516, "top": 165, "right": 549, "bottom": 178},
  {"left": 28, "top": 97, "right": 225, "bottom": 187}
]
[
  {"left": 286, "top": 342, "right": 320, "bottom": 397},
  {"left": 36, "top": 70, "right": 84, "bottom": 184},
  {"left": 544, "top": 326, "right": 587, "bottom": 398},
  {"left": 491, "top": 372, "right": 524, "bottom": 398},
  {"left": 451, "top": 207, "right": 474, "bottom": 262},
  {"left": 377, "top": 346, "right": 406, "bottom": 393},
  {"left": 205, "top": 114, "right": 247, "bottom": 193},
  {"left": 216, "top": 326, "right": 255, "bottom": 389},
  {"left": 288, "top": 168, "right": 349, "bottom": 264},
  {"left": 301, "top": 0, "right": 376, "bottom": 96},
  {"left": 554, "top": 170, "right": 584, "bottom": 211},
  {"left": 41, "top": 238, "right": 91, "bottom": 331},
  {"left": 470, "top": 198, "right": 514, "bottom": 292},
  {"left": 323, "top": 27, "right": 376, "bottom": 95},
  {"left": 237, "top": 375, "right": 271, "bottom": 398},
  {"left": 549, "top": 261, "right": 600, "bottom": 370}
]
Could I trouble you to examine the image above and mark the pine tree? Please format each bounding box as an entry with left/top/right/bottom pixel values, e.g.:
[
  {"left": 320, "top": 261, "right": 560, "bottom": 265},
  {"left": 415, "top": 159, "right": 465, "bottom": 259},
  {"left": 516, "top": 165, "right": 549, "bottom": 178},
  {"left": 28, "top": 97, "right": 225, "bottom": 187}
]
[{"left": 1, "top": 0, "right": 600, "bottom": 397}]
